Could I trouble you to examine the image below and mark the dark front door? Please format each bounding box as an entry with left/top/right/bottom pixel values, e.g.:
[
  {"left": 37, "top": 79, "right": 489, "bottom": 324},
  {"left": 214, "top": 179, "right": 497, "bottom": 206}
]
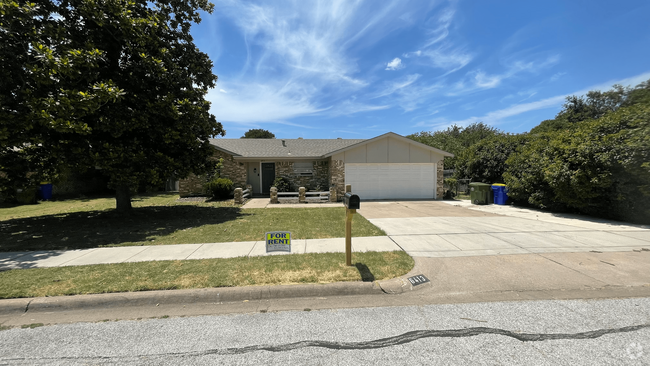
[{"left": 261, "top": 163, "right": 275, "bottom": 194}]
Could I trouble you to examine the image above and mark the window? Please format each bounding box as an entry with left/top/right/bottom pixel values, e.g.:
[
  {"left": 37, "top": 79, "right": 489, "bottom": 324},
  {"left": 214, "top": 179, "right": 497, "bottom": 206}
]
[{"left": 294, "top": 162, "right": 313, "bottom": 176}]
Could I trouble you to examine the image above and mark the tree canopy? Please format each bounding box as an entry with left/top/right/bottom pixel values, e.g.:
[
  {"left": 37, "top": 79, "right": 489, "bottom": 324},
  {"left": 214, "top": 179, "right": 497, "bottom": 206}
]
[
  {"left": 407, "top": 122, "right": 501, "bottom": 170},
  {"left": 241, "top": 129, "right": 275, "bottom": 139},
  {"left": 0, "top": 0, "right": 224, "bottom": 211}
]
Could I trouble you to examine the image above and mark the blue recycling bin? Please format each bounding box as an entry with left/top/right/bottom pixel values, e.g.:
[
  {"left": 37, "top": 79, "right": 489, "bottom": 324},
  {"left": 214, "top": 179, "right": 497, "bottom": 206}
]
[
  {"left": 39, "top": 182, "right": 53, "bottom": 200},
  {"left": 491, "top": 184, "right": 508, "bottom": 205}
]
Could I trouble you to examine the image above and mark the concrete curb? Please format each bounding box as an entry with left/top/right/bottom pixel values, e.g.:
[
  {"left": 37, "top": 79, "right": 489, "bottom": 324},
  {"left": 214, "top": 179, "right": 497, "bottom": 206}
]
[
  {"left": 0, "top": 281, "right": 386, "bottom": 314},
  {"left": 376, "top": 257, "right": 432, "bottom": 294}
]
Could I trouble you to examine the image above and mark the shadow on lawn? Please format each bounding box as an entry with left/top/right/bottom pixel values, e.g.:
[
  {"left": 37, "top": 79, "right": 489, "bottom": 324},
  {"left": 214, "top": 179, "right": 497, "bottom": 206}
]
[
  {"left": 354, "top": 263, "right": 375, "bottom": 282},
  {"left": 0, "top": 206, "right": 248, "bottom": 253}
]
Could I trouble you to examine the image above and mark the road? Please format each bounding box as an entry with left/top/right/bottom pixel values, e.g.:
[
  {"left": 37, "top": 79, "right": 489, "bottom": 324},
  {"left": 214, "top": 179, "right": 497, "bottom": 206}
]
[{"left": 1, "top": 297, "right": 649, "bottom": 365}]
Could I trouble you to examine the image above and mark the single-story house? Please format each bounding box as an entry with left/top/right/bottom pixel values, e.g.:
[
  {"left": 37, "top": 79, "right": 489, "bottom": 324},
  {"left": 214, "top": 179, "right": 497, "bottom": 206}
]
[{"left": 179, "top": 132, "right": 454, "bottom": 200}]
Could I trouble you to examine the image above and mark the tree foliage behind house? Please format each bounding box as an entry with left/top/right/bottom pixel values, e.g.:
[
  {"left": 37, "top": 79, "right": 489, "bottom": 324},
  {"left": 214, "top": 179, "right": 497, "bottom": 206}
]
[
  {"left": 407, "top": 122, "right": 501, "bottom": 171},
  {"left": 0, "top": 0, "right": 224, "bottom": 211},
  {"left": 241, "top": 129, "right": 275, "bottom": 139}
]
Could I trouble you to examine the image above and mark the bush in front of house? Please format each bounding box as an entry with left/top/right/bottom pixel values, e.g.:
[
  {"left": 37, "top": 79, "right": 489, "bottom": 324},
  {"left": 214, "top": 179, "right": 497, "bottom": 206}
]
[
  {"left": 205, "top": 178, "right": 234, "bottom": 200},
  {"left": 272, "top": 177, "right": 292, "bottom": 192}
]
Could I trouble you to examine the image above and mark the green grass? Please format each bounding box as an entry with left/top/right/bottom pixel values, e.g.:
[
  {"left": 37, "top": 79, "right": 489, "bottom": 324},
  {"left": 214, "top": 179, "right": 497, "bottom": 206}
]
[
  {"left": 0, "top": 193, "right": 385, "bottom": 252},
  {"left": 0, "top": 251, "right": 414, "bottom": 299}
]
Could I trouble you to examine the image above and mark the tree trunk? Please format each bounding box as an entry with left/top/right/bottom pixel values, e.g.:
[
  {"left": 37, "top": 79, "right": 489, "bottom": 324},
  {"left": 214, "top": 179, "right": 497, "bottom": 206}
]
[{"left": 115, "top": 185, "right": 132, "bottom": 212}]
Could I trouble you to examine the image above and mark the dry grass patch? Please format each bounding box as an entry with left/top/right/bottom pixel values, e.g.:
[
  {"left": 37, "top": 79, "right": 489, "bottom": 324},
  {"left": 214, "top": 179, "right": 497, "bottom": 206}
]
[{"left": 0, "top": 251, "right": 414, "bottom": 299}]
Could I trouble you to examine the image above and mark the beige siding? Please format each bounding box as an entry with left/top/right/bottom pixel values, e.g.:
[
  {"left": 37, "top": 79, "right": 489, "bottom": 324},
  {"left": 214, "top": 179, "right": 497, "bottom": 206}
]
[
  {"left": 388, "top": 137, "right": 410, "bottom": 163},
  {"left": 338, "top": 136, "right": 446, "bottom": 164},
  {"left": 366, "top": 139, "right": 388, "bottom": 163},
  {"left": 409, "top": 144, "right": 430, "bottom": 163},
  {"left": 430, "top": 151, "right": 445, "bottom": 164},
  {"left": 344, "top": 145, "right": 366, "bottom": 163}
]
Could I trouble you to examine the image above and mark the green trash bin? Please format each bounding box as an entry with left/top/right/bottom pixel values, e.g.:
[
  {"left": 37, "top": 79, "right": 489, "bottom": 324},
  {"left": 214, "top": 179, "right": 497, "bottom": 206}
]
[{"left": 469, "top": 182, "right": 492, "bottom": 205}]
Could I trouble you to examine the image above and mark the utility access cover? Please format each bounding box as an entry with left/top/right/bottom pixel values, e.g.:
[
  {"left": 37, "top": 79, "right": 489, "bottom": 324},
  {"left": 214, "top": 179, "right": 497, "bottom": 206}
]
[{"left": 407, "top": 274, "right": 430, "bottom": 286}]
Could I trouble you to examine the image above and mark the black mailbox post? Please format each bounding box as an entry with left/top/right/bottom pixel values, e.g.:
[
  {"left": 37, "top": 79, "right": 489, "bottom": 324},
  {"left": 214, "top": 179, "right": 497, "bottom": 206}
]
[
  {"left": 343, "top": 192, "right": 360, "bottom": 266},
  {"left": 344, "top": 192, "right": 360, "bottom": 210}
]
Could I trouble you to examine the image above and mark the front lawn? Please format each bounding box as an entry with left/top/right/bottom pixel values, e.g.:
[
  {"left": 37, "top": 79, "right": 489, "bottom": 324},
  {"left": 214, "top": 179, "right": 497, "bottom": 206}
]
[
  {"left": 0, "top": 193, "right": 385, "bottom": 252},
  {"left": 0, "top": 251, "right": 413, "bottom": 299}
]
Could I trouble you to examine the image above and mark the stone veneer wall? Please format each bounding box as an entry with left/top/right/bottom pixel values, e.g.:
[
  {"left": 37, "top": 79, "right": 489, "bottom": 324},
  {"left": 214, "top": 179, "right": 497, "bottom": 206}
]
[
  {"left": 276, "top": 160, "right": 329, "bottom": 191},
  {"left": 178, "top": 149, "right": 247, "bottom": 197},
  {"left": 329, "top": 159, "right": 345, "bottom": 201},
  {"left": 436, "top": 160, "right": 444, "bottom": 200},
  {"left": 214, "top": 149, "right": 247, "bottom": 188}
]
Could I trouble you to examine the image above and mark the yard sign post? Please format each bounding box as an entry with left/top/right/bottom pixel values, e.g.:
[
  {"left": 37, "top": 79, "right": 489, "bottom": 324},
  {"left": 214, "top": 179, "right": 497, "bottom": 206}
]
[{"left": 343, "top": 184, "right": 361, "bottom": 267}]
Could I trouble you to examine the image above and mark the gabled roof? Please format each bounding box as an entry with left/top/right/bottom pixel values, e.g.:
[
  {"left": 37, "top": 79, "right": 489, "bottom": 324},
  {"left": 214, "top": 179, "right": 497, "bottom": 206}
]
[
  {"left": 208, "top": 138, "right": 365, "bottom": 158},
  {"left": 323, "top": 132, "right": 454, "bottom": 157},
  {"left": 209, "top": 132, "right": 453, "bottom": 159}
]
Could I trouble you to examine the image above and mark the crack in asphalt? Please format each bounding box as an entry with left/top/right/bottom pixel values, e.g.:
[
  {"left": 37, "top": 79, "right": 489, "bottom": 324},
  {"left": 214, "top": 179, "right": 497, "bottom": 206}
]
[{"left": 3, "top": 323, "right": 648, "bottom": 363}]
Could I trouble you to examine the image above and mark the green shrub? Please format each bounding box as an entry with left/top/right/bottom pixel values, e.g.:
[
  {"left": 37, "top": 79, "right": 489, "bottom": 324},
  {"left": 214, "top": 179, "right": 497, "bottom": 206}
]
[
  {"left": 205, "top": 178, "right": 233, "bottom": 200},
  {"left": 272, "top": 177, "right": 292, "bottom": 192}
]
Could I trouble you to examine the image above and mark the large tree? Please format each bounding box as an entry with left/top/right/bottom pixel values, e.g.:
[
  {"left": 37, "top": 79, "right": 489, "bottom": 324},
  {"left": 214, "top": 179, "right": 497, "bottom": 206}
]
[{"left": 0, "top": 0, "right": 224, "bottom": 211}]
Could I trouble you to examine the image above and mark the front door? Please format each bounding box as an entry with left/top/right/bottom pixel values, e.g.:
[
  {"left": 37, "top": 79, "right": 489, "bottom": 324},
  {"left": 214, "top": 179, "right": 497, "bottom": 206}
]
[
  {"left": 247, "top": 163, "right": 261, "bottom": 194},
  {"left": 261, "top": 162, "right": 275, "bottom": 194}
]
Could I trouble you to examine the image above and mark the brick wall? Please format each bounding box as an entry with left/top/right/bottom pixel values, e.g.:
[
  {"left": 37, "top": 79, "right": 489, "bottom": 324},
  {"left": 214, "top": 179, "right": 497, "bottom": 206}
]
[
  {"left": 329, "top": 158, "right": 345, "bottom": 200},
  {"left": 178, "top": 149, "right": 247, "bottom": 197},
  {"left": 214, "top": 149, "right": 247, "bottom": 188}
]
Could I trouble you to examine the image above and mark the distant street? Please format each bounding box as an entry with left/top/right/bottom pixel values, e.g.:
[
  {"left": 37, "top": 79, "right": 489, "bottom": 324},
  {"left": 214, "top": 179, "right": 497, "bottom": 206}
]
[{"left": 1, "top": 298, "right": 648, "bottom": 365}]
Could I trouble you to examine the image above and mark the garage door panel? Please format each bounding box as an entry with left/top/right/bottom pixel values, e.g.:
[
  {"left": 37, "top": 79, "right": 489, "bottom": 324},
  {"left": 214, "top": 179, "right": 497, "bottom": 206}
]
[{"left": 345, "top": 163, "right": 435, "bottom": 200}]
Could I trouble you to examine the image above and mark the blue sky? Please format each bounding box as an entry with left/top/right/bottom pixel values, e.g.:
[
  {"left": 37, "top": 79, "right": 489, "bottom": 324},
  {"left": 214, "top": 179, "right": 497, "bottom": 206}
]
[{"left": 192, "top": 0, "right": 650, "bottom": 139}]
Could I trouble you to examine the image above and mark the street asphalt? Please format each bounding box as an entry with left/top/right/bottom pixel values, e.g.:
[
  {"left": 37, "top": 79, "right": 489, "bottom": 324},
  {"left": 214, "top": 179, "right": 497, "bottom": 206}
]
[{"left": 1, "top": 298, "right": 649, "bottom": 365}]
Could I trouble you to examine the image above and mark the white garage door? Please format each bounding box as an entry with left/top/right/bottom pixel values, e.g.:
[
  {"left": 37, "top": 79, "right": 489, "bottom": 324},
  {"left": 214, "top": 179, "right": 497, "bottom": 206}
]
[{"left": 345, "top": 163, "right": 436, "bottom": 200}]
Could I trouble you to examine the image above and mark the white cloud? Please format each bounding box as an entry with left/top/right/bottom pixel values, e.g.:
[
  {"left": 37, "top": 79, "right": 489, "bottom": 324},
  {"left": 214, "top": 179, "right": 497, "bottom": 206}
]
[
  {"left": 329, "top": 100, "right": 390, "bottom": 117},
  {"left": 209, "top": 0, "right": 436, "bottom": 123},
  {"left": 385, "top": 58, "right": 404, "bottom": 71},
  {"left": 550, "top": 72, "right": 566, "bottom": 82},
  {"left": 444, "top": 71, "right": 650, "bottom": 128},
  {"left": 207, "top": 82, "right": 325, "bottom": 124},
  {"left": 447, "top": 55, "right": 561, "bottom": 96},
  {"left": 401, "top": 5, "right": 473, "bottom": 74},
  {"left": 373, "top": 74, "right": 421, "bottom": 98}
]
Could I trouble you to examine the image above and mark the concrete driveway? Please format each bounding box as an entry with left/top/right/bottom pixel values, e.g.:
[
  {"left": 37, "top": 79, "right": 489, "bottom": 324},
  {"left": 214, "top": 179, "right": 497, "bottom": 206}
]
[{"left": 357, "top": 200, "right": 650, "bottom": 258}]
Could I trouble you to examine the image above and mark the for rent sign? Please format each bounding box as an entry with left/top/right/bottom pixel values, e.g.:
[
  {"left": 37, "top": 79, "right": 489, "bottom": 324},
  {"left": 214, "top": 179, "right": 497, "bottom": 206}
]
[{"left": 265, "top": 231, "right": 291, "bottom": 253}]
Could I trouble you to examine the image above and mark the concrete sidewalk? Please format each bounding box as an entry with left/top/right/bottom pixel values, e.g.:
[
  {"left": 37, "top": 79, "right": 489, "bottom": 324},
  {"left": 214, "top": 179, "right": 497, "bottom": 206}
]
[{"left": 0, "top": 236, "right": 401, "bottom": 271}]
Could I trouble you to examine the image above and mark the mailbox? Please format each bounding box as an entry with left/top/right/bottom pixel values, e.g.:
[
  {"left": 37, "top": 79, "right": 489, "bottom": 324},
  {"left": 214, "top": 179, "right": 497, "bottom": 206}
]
[{"left": 344, "top": 192, "right": 360, "bottom": 210}]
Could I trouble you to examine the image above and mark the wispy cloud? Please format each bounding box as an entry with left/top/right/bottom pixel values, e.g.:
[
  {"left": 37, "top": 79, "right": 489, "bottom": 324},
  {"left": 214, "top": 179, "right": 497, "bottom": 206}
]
[
  {"left": 206, "top": 82, "right": 325, "bottom": 124},
  {"left": 210, "top": 0, "right": 438, "bottom": 123},
  {"left": 447, "top": 54, "right": 561, "bottom": 96},
  {"left": 328, "top": 99, "right": 390, "bottom": 116},
  {"left": 385, "top": 57, "right": 404, "bottom": 71},
  {"left": 373, "top": 74, "right": 421, "bottom": 98},
  {"left": 443, "top": 71, "right": 650, "bottom": 128},
  {"left": 402, "top": 5, "right": 473, "bottom": 74}
]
